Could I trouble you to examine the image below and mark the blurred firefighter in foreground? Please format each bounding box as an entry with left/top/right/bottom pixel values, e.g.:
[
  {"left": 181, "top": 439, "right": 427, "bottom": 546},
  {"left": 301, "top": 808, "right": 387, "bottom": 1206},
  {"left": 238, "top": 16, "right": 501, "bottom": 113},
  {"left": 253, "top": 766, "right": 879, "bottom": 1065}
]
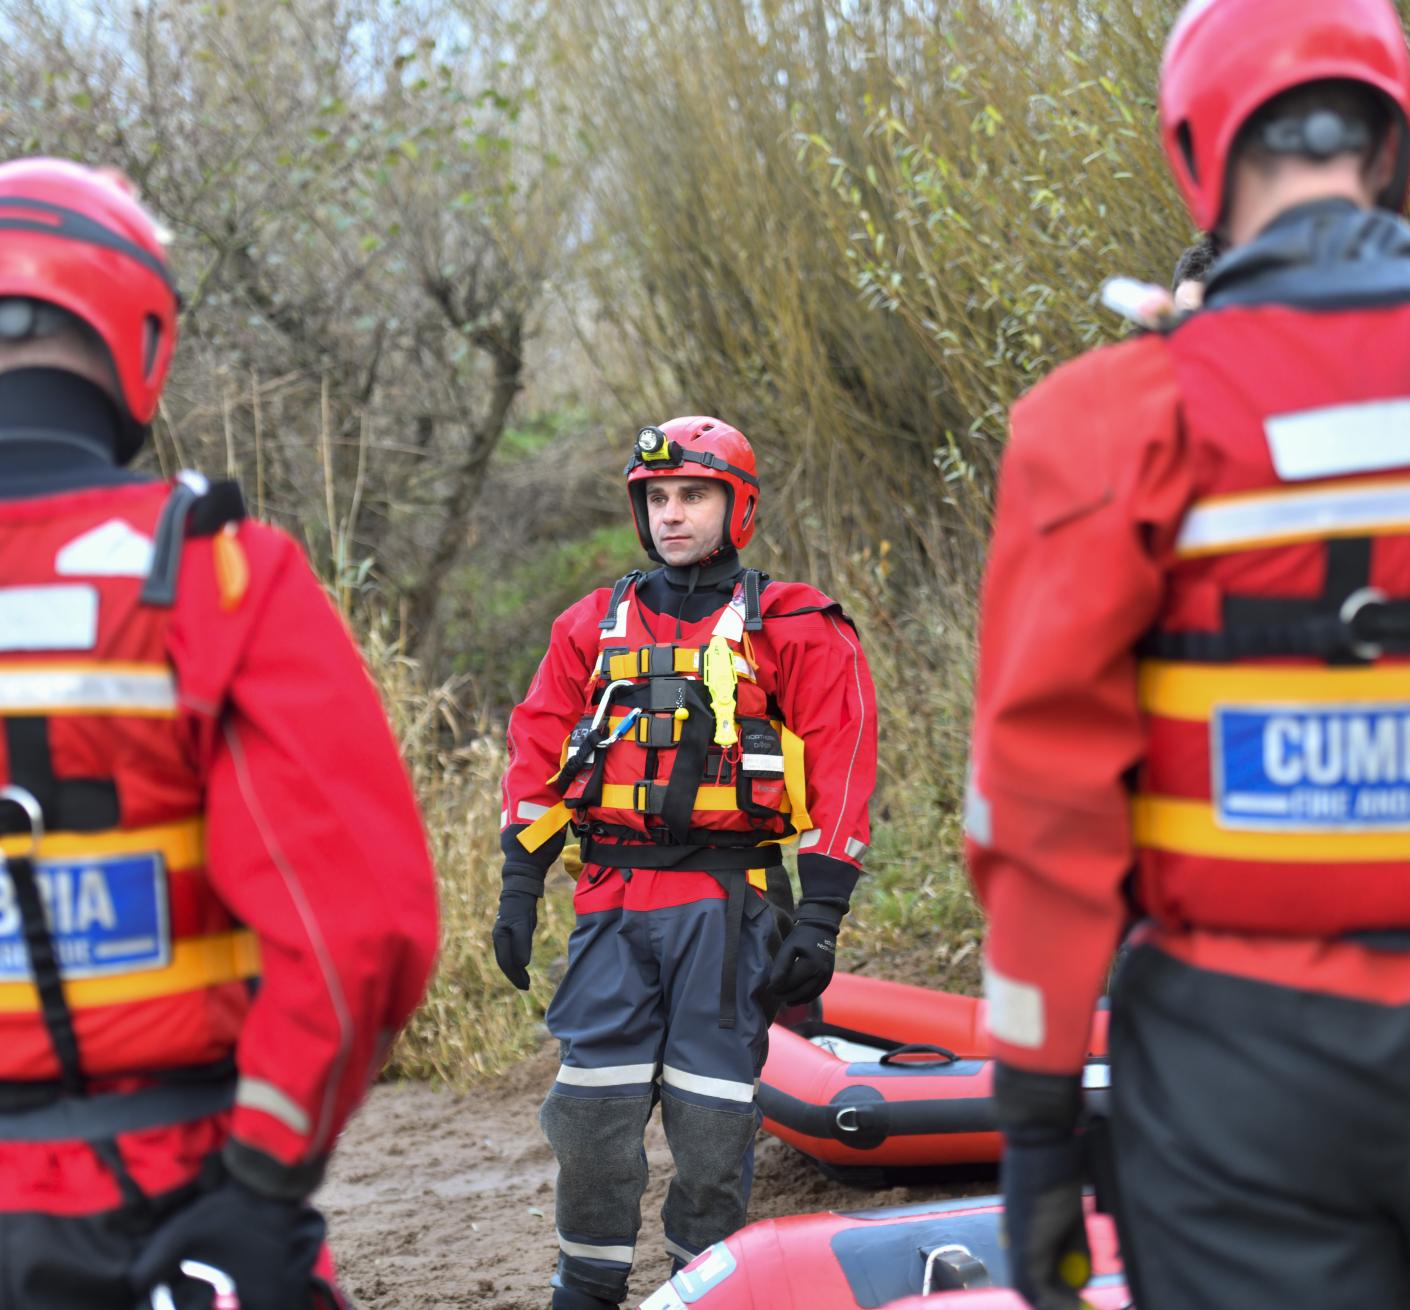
[
  {"left": 0, "top": 158, "right": 439, "bottom": 1308},
  {"left": 966, "top": 1, "right": 1410, "bottom": 1306}
]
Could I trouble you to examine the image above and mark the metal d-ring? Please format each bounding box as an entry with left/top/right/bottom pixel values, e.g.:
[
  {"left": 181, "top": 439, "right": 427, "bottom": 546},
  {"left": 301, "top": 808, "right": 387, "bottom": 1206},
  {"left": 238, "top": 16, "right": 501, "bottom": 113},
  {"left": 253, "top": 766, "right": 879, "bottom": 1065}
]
[
  {"left": 0, "top": 785, "right": 44, "bottom": 860},
  {"left": 1340, "top": 586, "right": 1388, "bottom": 662},
  {"left": 835, "top": 1105, "right": 862, "bottom": 1133}
]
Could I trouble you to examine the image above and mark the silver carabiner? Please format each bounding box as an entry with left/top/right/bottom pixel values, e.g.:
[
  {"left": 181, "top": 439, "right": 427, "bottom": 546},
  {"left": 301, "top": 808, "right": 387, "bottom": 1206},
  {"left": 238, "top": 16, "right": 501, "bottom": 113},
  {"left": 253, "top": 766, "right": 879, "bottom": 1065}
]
[
  {"left": 0, "top": 785, "right": 44, "bottom": 861},
  {"left": 1341, "top": 586, "right": 1389, "bottom": 662},
  {"left": 590, "top": 678, "right": 637, "bottom": 733}
]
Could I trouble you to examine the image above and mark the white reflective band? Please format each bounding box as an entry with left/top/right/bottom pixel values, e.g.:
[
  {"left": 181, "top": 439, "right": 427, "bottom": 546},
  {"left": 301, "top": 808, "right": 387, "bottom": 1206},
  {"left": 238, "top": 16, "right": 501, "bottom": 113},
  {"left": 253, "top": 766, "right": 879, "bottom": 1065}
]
[
  {"left": 517, "top": 801, "right": 550, "bottom": 822},
  {"left": 0, "top": 666, "right": 176, "bottom": 714},
  {"left": 55, "top": 519, "right": 155, "bottom": 578},
  {"left": 798, "top": 829, "right": 821, "bottom": 850},
  {"left": 845, "top": 837, "right": 869, "bottom": 862},
  {"left": 0, "top": 587, "right": 98, "bottom": 652},
  {"left": 660, "top": 1064, "right": 756, "bottom": 1104},
  {"left": 235, "top": 1076, "right": 311, "bottom": 1136},
  {"left": 741, "top": 754, "right": 783, "bottom": 774},
  {"left": 963, "top": 776, "right": 992, "bottom": 846},
  {"left": 663, "top": 1236, "right": 700, "bottom": 1263},
  {"left": 558, "top": 1231, "right": 636, "bottom": 1265},
  {"left": 602, "top": 601, "right": 629, "bottom": 640},
  {"left": 555, "top": 1062, "right": 657, "bottom": 1088},
  {"left": 1266, "top": 399, "right": 1410, "bottom": 481},
  {"left": 1176, "top": 476, "right": 1410, "bottom": 557},
  {"left": 500, "top": 809, "right": 509, "bottom": 828},
  {"left": 984, "top": 961, "right": 1045, "bottom": 1049},
  {"left": 713, "top": 602, "right": 745, "bottom": 643}
]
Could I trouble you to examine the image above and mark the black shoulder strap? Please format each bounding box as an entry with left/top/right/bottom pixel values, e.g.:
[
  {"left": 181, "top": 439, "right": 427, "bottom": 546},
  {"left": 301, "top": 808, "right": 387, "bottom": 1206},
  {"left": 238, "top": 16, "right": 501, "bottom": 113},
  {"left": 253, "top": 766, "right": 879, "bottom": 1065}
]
[
  {"left": 140, "top": 478, "right": 247, "bottom": 609},
  {"left": 599, "top": 570, "right": 643, "bottom": 631},
  {"left": 742, "top": 569, "right": 766, "bottom": 632}
]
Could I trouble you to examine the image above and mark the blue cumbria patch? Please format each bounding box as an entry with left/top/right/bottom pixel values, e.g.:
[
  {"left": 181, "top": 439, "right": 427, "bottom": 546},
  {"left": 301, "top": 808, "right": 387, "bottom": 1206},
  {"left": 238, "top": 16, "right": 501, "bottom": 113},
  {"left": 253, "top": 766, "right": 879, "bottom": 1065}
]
[
  {"left": 1214, "top": 703, "right": 1410, "bottom": 830},
  {"left": 0, "top": 852, "right": 170, "bottom": 980}
]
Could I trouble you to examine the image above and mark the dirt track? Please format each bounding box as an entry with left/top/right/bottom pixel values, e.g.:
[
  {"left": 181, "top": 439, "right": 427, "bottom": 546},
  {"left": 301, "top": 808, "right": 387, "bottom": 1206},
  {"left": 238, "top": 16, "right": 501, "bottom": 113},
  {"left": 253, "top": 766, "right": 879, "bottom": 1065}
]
[{"left": 319, "top": 1041, "right": 990, "bottom": 1309}]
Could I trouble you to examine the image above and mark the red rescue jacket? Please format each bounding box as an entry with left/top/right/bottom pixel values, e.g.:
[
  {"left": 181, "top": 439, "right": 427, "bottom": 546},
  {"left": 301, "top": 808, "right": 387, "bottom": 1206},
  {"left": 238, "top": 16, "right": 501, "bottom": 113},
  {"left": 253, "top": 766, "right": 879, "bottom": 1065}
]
[
  {"left": 967, "top": 203, "right": 1410, "bottom": 1075},
  {"left": 503, "top": 570, "right": 876, "bottom": 915},
  {"left": 0, "top": 477, "right": 438, "bottom": 1212}
]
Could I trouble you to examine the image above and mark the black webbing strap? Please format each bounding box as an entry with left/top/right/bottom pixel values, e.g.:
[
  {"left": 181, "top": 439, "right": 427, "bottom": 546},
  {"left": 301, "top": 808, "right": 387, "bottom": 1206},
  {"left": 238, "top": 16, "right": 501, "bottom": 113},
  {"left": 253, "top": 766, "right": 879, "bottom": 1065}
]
[
  {"left": 715, "top": 872, "right": 748, "bottom": 1029},
  {"left": 140, "top": 478, "right": 247, "bottom": 608},
  {"left": 1146, "top": 538, "right": 1392, "bottom": 663},
  {"left": 659, "top": 682, "right": 713, "bottom": 844},
  {"left": 742, "top": 569, "right": 765, "bottom": 632},
  {"left": 579, "top": 836, "right": 776, "bottom": 870},
  {"left": 599, "top": 571, "right": 643, "bottom": 631}
]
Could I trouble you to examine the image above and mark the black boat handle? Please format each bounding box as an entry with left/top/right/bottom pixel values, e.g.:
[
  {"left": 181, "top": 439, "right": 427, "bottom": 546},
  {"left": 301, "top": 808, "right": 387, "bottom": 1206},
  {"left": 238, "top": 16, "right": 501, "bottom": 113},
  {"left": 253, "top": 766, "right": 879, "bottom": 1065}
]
[{"left": 878, "top": 1042, "right": 959, "bottom": 1067}]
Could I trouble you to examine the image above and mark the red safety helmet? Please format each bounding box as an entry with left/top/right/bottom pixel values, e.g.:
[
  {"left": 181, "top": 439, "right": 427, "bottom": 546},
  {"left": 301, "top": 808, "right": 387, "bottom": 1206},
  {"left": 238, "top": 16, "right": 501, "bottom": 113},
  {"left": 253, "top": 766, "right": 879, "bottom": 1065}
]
[
  {"left": 1160, "top": 0, "right": 1410, "bottom": 232},
  {"left": 624, "top": 416, "right": 760, "bottom": 559},
  {"left": 0, "top": 158, "right": 179, "bottom": 462}
]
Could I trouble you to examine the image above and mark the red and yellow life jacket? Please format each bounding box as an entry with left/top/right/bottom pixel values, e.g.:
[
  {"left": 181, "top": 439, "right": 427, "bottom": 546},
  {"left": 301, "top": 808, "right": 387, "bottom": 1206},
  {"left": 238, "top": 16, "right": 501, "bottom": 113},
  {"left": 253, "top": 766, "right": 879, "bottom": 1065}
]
[
  {"left": 519, "top": 571, "right": 811, "bottom": 868},
  {"left": 1133, "top": 305, "right": 1410, "bottom": 937},
  {"left": 0, "top": 479, "right": 258, "bottom": 1082}
]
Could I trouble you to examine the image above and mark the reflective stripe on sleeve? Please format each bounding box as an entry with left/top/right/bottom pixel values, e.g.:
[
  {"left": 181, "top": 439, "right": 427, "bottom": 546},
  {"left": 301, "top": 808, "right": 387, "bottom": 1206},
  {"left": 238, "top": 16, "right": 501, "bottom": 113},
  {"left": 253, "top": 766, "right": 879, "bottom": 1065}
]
[
  {"left": 984, "top": 960, "right": 1045, "bottom": 1050},
  {"left": 516, "top": 800, "right": 550, "bottom": 822},
  {"left": 555, "top": 1062, "right": 657, "bottom": 1089},
  {"left": 660, "top": 1064, "right": 756, "bottom": 1104},
  {"left": 236, "top": 1076, "right": 312, "bottom": 1136},
  {"left": 964, "top": 776, "right": 993, "bottom": 846},
  {"left": 0, "top": 663, "right": 177, "bottom": 716}
]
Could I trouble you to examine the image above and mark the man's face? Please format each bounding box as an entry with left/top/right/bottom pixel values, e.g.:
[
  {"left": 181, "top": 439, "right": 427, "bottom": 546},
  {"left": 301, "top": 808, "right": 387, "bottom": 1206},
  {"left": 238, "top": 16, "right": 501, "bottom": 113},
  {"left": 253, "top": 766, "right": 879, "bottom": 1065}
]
[{"left": 645, "top": 477, "right": 728, "bottom": 566}]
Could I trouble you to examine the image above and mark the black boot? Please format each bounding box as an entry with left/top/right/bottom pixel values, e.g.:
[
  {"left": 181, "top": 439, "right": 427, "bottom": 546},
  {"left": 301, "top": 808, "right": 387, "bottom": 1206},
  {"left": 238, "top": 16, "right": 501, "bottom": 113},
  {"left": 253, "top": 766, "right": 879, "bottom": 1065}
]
[{"left": 551, "top": 1285, "right": 618, "bottom": 1310}]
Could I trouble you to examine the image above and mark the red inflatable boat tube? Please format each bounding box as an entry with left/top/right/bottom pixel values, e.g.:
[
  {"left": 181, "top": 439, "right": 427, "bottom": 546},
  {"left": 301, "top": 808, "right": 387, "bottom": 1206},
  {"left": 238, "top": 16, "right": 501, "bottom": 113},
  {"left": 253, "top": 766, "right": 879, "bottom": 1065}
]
[
  {"left": 761, "top": 973, "right": 1110, "bottom": 1170},
  {"left": 635, "top": 1193, "right": 1124, "bottom": 1310}
]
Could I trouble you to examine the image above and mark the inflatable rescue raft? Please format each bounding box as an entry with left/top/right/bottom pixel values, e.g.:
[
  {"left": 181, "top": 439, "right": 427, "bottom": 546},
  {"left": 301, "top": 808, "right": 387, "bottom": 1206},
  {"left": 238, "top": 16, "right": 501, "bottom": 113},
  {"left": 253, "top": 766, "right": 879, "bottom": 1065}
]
[
  {"left": 636, "top": 1193, "right": 1126, "bottom": 1310},
  {"left": 760, "top": 973, "right": 1110, "bottom": 1179}
]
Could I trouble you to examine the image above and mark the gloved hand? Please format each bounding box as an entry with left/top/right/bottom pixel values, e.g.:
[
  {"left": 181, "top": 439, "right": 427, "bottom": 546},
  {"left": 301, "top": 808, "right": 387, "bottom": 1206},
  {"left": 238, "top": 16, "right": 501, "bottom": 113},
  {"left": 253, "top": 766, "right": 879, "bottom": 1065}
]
[
  {"left": 768, "top": 898, "right": 846, "bottom": 1004},
  {"left": 493, "top": 866, "right": 544, "bottom": 990},
  {"left": 1001, "top": 1131, "right": 1091, "bottom": 1310},
  {"left": 130, "top": 1175, "right": 323, "bottom": 1309}
]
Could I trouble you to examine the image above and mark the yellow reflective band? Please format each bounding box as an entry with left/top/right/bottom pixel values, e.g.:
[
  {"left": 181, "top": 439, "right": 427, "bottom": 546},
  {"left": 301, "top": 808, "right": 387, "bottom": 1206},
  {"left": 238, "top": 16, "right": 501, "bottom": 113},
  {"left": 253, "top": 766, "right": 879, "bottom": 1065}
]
[
  {"left": 1139, "top": 661, "right": 1410, "bottom": 722},
  {"left": 599, "top": 783, "right": 747, "bottom": 812},
  {"left": 781, "top": 725, "right": 812, "bottom": 831},
  {"left": 0, "top": 930, "right": 260, "bottom": 1013},
  {"left": 0, "top": 818, "right": 205, "bottom": 871},
  {"left": 598, "top": 648, "right": 756, "bottom": 683},
  {"left": 0, "top": 661, "right": 177, "bottom": 718},
  {"left": 517, "top": 802, "right": 573, "bottom": 853},
  {"left": 1133, "top": 795, "right": 1410, "bottom": 861}
]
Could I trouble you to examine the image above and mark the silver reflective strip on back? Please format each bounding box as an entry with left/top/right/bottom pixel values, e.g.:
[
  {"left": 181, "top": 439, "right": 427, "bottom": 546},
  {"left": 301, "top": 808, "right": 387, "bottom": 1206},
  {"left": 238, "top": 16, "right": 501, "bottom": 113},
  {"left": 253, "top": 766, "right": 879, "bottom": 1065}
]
[
  {"left": 1176, "top": 477, "right": 1410, "bottom": 556},
  {"left": 0, "top": 667, "right": 176, "bottom": 713},
  {"left": 54, "top": 520, "right": 154, "bottom": 578},
  {"left": 555, "top": 1062, "right": 657, "bottom": 1088},
  {"left": 660, "top": 1064, "right": 756, "bottom": 1104},
  {"left": 0, "top": 586, "right": 99, "bottom": 652},
  {"left": 235, "top": 1076, "right": 312, "bottom": 1136},
  {"left": 558, "top": 1231, "right": 636, "bottom": 1265},
  {"left": 1266, "top": 398, "right": 1410, "bottom": 481}
]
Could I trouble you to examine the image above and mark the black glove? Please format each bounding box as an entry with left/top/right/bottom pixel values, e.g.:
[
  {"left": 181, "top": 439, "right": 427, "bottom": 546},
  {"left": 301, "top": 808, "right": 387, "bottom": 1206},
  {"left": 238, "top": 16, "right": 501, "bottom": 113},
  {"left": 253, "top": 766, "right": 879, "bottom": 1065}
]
[
  {"left": 768, "top": 898, "right": 846, "bottom": 1004},
  {"left": 493, "top": 866, "right": 545, "bottom": 991},
  {"left": 1002, "top": 1132, "right": 1091, "bottom": 1309},
  {"left": 130, "top": 1175, "right": 324, "bottom": 1309}
]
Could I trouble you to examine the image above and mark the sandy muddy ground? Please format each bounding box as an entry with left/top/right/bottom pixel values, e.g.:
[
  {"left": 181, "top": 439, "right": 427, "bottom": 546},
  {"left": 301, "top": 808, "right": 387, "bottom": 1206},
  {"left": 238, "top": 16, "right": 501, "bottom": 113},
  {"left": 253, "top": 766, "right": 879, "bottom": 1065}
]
[{"left": 318, "top": 1040, "right": 995, "bottom": 1310}]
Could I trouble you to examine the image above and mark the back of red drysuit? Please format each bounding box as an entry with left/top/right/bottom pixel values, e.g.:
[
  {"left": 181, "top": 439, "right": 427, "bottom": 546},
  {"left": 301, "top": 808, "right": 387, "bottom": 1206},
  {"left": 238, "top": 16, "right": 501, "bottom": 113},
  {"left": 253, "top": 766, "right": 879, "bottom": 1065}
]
[
  {"left": 967, "top": 207, "right": 1410, "bottom": 1076},
  {"left": 0, "top": 477, "right": 438, "bottom": 1212}
]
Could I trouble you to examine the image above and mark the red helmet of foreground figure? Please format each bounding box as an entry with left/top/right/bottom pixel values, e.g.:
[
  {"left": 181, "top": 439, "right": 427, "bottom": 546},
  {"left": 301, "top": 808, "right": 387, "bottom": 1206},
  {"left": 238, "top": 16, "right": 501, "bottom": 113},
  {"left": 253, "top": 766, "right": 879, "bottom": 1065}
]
[
  {"left": 0, "top": 158, "right": 437, "bottom": 1309},
  {"left": 966, "top": 2, "right": 1410, "bottom": 1308},
  {"left": 625, "top": 415, "right": 760, "bottom": 556},
  {"left": 496, "top": 414, "right": 877, "bottom": 1309}
]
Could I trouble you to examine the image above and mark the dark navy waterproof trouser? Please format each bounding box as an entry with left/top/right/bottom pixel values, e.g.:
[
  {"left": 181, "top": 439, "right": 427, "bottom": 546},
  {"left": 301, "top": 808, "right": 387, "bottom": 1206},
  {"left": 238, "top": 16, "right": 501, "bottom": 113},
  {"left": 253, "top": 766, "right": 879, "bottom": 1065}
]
[
  {"left": 541, "top": 893, "right": 777, "bottom": 1306},
  {"left": 1110, "top": 943, "right": 1410, "bottom": 1310}
]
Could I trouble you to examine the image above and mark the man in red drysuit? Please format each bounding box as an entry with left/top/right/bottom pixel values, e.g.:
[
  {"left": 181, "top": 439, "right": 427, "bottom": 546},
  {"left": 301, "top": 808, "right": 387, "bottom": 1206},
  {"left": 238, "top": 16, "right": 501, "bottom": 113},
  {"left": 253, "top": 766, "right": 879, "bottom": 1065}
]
[
  {"left": 0, "top": 158, "right": 439, "bottom": 1308},
  {"left": 494, "top": 416, "right": 877, "bottom": 1308},
  {"left": 966, "top": 2, "right": 1410, "bottom": 1307}
]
